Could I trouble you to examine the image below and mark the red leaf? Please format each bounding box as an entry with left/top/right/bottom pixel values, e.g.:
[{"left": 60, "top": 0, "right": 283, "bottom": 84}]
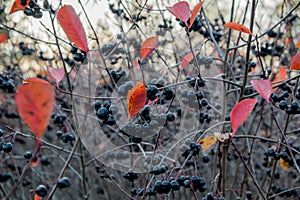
[
  {"left": 57, "top": 5, "right": 88, "bottom": 53},
  {"left": 9, "top": 0, "right": 30, "bottom": 14},
  {"left": 0, "top": 31, "right": 9, "bottom": 44},
  {"left": 271, "top": 67, "right": 287, "bottom": 92},
  {"left": 48, "top": 67, "right": 65, "bottom": 87},
  {"left": 250, "top": 79, "right": 272, "bottom": 103},
  {"left": 230, "top": 98, "right": 257, "bottom": 137},
  {"left": 224, "top": 22, "right": 253, "bottom": 35},
  {"left": 140, "top": 36, "right": 158, "bottom": 61},
  {"left": 34, "top": 194, "right": 42, "bottom": 200},
  {"left": 167, "top": 1, "right": 190, "bottom": 27},
  {"left": 290, "top": 52, "right": 300, "bottom": 70},
  {"left": 127, "top": 81, "right": 147, "bottom": 118},
  {"left": 180, "top": 50, "right": 200, "bottom": 71},
  {"left": 188, "top": 1, "right": 204, "bottom": 30},
  {"left": 15, "top": 78, "right": 55, "bottom": 138}
]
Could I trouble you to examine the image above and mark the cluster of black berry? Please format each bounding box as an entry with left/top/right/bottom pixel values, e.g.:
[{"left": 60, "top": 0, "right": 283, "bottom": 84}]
[
  {"left": 123, "top": 170, "right": 138, "bottom": 182},
  {"left": 177, "top": 17, "right": 223, "bottom": 42},
  {"left": 146, "top": 79, "right": 175, "bottom": 104},
  {"left": 203, "top": 193, "right": 226, "bottom": 200},
  {"left": 23, "top": 0, "right": 43, "bottom": 19},
  {"left": 271, "top": 184, "right": 298, "bottom": 198},
  {"left": 181, "top": 141, "right": 203, "bottom": 158},
  {"left": 267, "top": 147, "right": 300, "bottom": 166},
  {"left": 110, "top": 70, "right": 127, "bottom": 84},
  {"left": 0, "top": 173, "right": 12, "bottom": 183},
  {"left": 95, "top": 100, "right": 117, "bottom": 126},
  {"left": 70, "top": 45, "right": 87, "bottom": 63},
  {"left": 185, "top": 75, "right": 206, "bottom": 88},
  {"left": 52, "top": 113, "right": 67, "bottom": 126},
  {"left": 56, "top": 130, "right": 75, "bottom": 144},
  {"left": 18, "top": 42, "right": 34, "bottom": 56},
  {"left": 108, "top": 4, "right": 146, "bottom": 23},
  {"left": 251, "top": 41, "right": 284, "bottom": 57},
  {"left": 0, "top": 74, "right": 15, "bottom": 93},
  {"left": 272, "top": 84, "right": 300, "bottom": 114},
  {"left": 35, "top": 177, "right": 70, "bottom": 197}
]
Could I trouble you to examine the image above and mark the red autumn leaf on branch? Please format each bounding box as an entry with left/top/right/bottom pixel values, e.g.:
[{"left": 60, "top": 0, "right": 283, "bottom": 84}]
[
  {"left": 57, "top": 5, "right": 88, "bottom": 53},
  {"left": 15, "top": 78, "right": 55, "bottom": 138},
  {"left": 290, "top": 52, "right": 300, "bottom": 70},
  {"left": 251, "top": 79, "right": 272, "bottom": 103},
  {"left": 9, "top": 0, "right": 30, "bottom": 14},
  {"left": 127, "top": 81, "right": 147, "bottom": 118},
  {"left": 189, "top": 1, "right": 204, "bottom": 30},
  {"left": 180, "top": 50, "right": 200, "bottom": 71},
  {"left": 166, "top": 1, "right": 190, "bottom": 27},
  {"left": 0, "top": 31, "right": 9, "bottom": 44},
  {"left": 230, "top": 98, "right": 257, "bottom": 137},
  {"left": 224, "top": 22, "right": 253, "bottom": 35},
  {"left": 140, "top": 36, "right": 158, "bottom": 61},
  {"left": 48, "top": 67, "right": 65, "bottom": 87},
  {"left": 271, "top": 67, "right": 287, "bottom": 92}
]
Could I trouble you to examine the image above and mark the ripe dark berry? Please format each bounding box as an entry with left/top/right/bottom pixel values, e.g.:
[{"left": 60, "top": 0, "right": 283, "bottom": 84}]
[
  {"left": 202, "top": 155, "right": 210, "bottom": 163},
  {"left": 166, "top": 112, "right": 175, "bottom": 122},
  {"left": 33, "top": 11, "right": 43, "bottom": 19},
  {"left": 274, "top": 152, "right": 281, "bottom": 160},
  {"left": 267, "top": 148, "right": 275, "bottom": 157},
  {"left": 0, "top": 173, "right": 11, "bottom": 182},
  {"left": 170, "top": 180, "right": 180, "bottom": 190},
  {"left": 0, "top": 129, "right": 3, "bottom": 137},
  {"left": 24, "top": 151, "right": 32, "bottom": 159},
  {"left": 35, "top": 184, "right": 48, "bottom": 197},
  {"left": 24, "top": 8, "right": 34, "bottom": 16},
  {"left": 291, "top": 101, "right": 299, "bottom": 111},
  {"left": 57, "top": 177, "right": 71, "bottom": 189},
  {"left": 278, "top": 100, "right": 288, "bottom": 110},
  {"left": 161, "top": 181, "right": 171, "bottom": 194},
  {"left": 70, "top": 46, "right": 78, "bottom": 54},
  {"left": 96, "top": 107, "right": 109, "bottom": 120},
  {"left": 131, "top": 136, "right": 142, "bottom": 143},
  {"left": 94, "top": 101, "right": 102, "bottom": 111},
  {"left": 246, "top": 191, "right": 253, "bottom": 200},
  {"left": 73, "top": 52, "right": 86, "bottom": 62},
  {"left": 201, "top": 99, "right": 208, "bottom": 107},
  {"left": 2, "top": 142, "right": 13, "bottom": 153},
  {"left": 183, "top": 179, "right": 191, "bottom": 188},
  {"left": 104, "top": 115, "right": 116, "bottom": 126}
]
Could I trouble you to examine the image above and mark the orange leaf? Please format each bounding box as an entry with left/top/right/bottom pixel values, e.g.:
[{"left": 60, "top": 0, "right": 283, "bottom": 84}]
[
  {"left": 57, "top": 5, "right": 88, "bottom": 53},
  {"left": 9, "top": 0, "right": 30, "bottom": 14},
  {"left": 198, "top": 136, "right": 217, "bottom": 153},
  {"left": 15, "top": 78, "right": 55, "bottom": 138},
  {"left": 30, "top": 157, "right": 40, "bottom": 168},
  {"left": 290, "top": 52, "right": 300, "bottom": 70},
  {"left": 279, "top": 158, "right": 289, "bottom": 171},
  {"left": 127, "top": 81, "right": 147, "bottom": 118},
  {"left": 180, "top": 50, "right": 200, "bottom": 71},
  {"left": 296, "top": 42, "right": 300, "bottom": 48},
  {"left": 271, "top": 67, "right": 287, "bottom": 92},
  {"left": 224, "top": 22, "right": 253, "bottom": 35},
  {"left": 0, "top": 31, "right": 9, "bottom": 44},
  {"left": 48, "top": 67, "right": 65, "bottom": 87},
  {"left": 230, "top": 98, "right": 257, "bottom": 137},
  {"left": 34, "top": 194, "right": 42, "bottom": 200},
  {"left": 188, "top": 1, "right": 204, "bottom": 30},
  {"left": 251, "top": 79, "right": 272, "bottom": 103},
  {"left": 140, "top": 36, "right": 158, "bottom": 61},
  {"left": 167, "top": 1, "right": 190, "bottom": 27}
]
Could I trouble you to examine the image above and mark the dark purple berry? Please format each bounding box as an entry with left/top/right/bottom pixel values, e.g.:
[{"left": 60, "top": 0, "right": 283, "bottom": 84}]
[
  {"left": 57, "top": 177, "right": 71, "bottom": 189},
  {"left": 35, "top": 184, "right": 48, "bottom": 197}
]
